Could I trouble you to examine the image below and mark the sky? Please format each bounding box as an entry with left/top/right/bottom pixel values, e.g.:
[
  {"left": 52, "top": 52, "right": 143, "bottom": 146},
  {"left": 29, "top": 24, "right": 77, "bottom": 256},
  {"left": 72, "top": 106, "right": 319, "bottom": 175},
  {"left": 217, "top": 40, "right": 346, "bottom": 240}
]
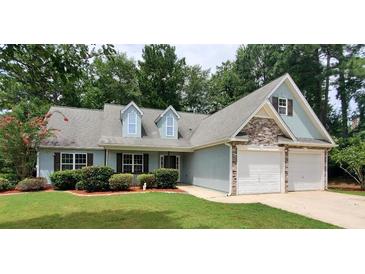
[{"left": 114, "top": 44, "right": 353, "bottom": 113}]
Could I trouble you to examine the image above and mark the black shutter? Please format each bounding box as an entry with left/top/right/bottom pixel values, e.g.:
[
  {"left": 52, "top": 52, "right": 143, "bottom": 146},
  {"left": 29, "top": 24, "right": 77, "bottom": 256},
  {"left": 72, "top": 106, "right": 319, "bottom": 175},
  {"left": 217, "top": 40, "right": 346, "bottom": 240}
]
[
  {"left": 117, "top": 153, "right": 123, "bottom": 173},
  {"left": 87, "top": 153, "right": 93, "bottom": 166},
  {"left": 54, "top": 152, "right": 60, "bottom": 171},
  {"left": 272, "top": 96, "right": 278, "bottom": 112},
  {"left": 143, "top": 153, "right": 149, "bottom": 173},
  {"left": 288, "top": 99, "right": 293, "bottom": 116}
]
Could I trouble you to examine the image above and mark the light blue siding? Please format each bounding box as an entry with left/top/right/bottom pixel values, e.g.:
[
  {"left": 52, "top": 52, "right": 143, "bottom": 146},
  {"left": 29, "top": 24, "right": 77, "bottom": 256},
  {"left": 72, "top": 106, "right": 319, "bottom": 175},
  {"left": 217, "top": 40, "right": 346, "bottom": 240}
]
[
  {"left": 271, "top": 82, "right": 324, "bottom": 139},
  {"left": 121, "top": 106, "right": 142, "bottom": 138},
  {"left": 157, "top": 109, "right": 178, "bottom": 139},
  {"left": 38, "top": 148, "right": 105, "bottom": 183},
  {"left": 182, "top": 145, "right": 230, "bottom": 193}
]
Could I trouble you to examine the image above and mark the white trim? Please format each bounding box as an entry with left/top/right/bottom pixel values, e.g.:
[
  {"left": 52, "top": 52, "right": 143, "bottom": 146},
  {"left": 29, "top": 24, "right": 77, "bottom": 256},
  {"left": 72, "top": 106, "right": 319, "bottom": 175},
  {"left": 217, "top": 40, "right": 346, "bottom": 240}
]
[
  {"left": 122, "top": 153, "right": 143, "bottom": 173},
  {"left": 102, "top": 144, "right": 193, "bottom": 152},
  {"left": 39, "top": 146, "right": 104, "bottom": 150},
  {"left": 120, "top": 101, "right": 143, "bottom": 116},
  {"left": 278, "top": 141, "right": 335, "bottom": 148},
  {"left": 155, "top": 105, "right": 181, "bottom": 123},
  {"left": 36, "top": 151, "right": 40, "bottom": 177},
  {"left": 127, "top": 111, "right": 137, "bottom": 134},
  {"left": 60, "top": 152, "right": 87, "bottom": 170},
  {"left": 237, "top": 145, "right": 284, "bottom": 152},
  {"left": 165, "top": 114, "right": 174, "bottom": 137},
  {"left": 268, "top": 74, "right": 335, "bottom": 145},
  {"left": 278, "top": 97, "right": 288, "bottom": 115}
]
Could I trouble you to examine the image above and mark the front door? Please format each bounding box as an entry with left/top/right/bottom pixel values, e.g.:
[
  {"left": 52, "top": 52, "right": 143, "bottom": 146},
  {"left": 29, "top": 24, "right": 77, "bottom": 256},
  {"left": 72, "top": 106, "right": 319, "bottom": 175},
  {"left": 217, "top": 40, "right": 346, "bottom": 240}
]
[{"left": 160, "top": 155, "right": 180, "bottom": 181}]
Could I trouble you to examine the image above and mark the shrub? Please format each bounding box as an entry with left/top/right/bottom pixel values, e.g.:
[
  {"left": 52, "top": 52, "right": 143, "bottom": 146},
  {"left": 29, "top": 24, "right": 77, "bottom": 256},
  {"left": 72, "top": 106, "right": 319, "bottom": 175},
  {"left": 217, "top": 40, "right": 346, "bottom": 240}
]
[
  {"left": 109, "top": 173, "right": 133, "bottom": 191},
  {"left": 0, "top": 178, "right": 14, "bottom": 192},
  {"left": 80, "top": 166, "right": 114, "bottom": 192},
  {"left": 0, "top": 173, "right": 18, "bottom": 185},
  {"left": 15, "top": 177, "right": 48, "bottom": 192},
  {"left": 137, "top": 173, "right": 156, "bottom": 189},
  {"left": 75, "top": 181, "right": 84, "bottom": 190},
  {"left": 154, "top": 168, "right": 178, "bottom": 189},
  {"left": 50, "top": 169, "right": 83, "bottom": 190}
]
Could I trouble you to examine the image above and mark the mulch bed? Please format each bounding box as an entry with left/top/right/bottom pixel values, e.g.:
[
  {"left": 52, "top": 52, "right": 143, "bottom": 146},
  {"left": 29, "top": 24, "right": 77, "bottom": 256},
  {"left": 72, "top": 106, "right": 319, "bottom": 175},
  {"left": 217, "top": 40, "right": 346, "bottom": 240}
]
[{"left": 328, "top": 178, "right": 362, "bottom": 191}]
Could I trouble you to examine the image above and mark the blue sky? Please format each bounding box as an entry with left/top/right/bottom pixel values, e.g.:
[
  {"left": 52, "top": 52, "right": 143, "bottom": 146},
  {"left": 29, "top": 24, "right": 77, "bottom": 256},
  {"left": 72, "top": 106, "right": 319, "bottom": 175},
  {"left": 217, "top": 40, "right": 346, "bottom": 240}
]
[{"left": 114, "top": 44, "right": 351, "bottom": 112}]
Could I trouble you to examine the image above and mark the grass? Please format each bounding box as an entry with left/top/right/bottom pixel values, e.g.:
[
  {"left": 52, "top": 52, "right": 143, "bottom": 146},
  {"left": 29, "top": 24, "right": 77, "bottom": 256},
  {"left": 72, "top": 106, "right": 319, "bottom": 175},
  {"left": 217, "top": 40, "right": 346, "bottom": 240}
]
[
  {"left": 0, "top": 191, "right": 337, "bottom": 228},
  {"left": 330, "top": 189, "right": 365, "bottom": 197}
]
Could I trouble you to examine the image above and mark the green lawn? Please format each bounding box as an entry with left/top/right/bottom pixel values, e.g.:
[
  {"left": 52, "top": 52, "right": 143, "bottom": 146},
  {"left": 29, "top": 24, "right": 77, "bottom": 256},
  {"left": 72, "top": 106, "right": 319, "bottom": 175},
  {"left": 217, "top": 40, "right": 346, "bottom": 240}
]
[
  {"left": 0, "top": 191, "right": 337, "bottom": 228},
  {"left": 330, "top": 189, "right": 365, "bottom": 197}
]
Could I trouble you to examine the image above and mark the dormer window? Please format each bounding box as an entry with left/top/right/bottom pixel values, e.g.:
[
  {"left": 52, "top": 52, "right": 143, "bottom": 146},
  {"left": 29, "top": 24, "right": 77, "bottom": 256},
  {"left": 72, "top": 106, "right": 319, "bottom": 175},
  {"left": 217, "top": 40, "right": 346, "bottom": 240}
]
[
  {"left": 127, "top": 110, "right": 137, "bottom": 134},
  {"left": 278, "top": 98, "right": 288, "bottom": 115},
  {"left": 166, "top": 114, "right": 174, "bottom": 137}
]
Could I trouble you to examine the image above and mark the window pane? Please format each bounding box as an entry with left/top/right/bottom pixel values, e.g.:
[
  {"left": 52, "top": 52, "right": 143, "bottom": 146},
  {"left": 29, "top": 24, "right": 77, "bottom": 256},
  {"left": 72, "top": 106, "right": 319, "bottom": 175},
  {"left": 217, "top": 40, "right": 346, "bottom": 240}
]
[
  {"left": 61, "top": 164, "right": 73, "bottom": 170},
  {"left": 279, "top": 99, "right": 287, "bottom": 107},
  {"left": 62, "top": 153, "right": 73, "bottom": 164},
  {"left": 166, "top": 116, "right": 173, "bottom": 126},
  {"left": 75, "top": 165, "right": 85, "bottom": 170},
  {"left": 279, "top": 107, "right": 286, "bottom": 114},
  {"left": 134, "top": 165, "right": 142, "bottom": 173},
  {"left": 75, "top": 154, "right": 86, "bottom": 164},
  {"left": 128, "top": 123, "right": 136, "bottom": 134},
  {"left": 166, "top": 126, "right": 173, "bottom": 136},
  {"left": 123, "top": 165, "right": 132, "bottom": 173},
  {"left": 128, "top": 111, "right": 136, "bottom": 123},
  {"left": 134, "top": 154, "right": 142, "bottom": 165},
  {"left": 123, "top": 154, "right": 132, "bottom": 164}
]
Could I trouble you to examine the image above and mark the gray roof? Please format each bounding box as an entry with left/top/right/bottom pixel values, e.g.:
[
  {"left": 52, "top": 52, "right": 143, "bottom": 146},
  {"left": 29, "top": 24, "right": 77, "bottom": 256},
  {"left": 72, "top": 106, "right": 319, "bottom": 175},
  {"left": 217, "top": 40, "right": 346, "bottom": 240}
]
[{"left": 41, "top": 74, "right": 332, "bottom": 150}]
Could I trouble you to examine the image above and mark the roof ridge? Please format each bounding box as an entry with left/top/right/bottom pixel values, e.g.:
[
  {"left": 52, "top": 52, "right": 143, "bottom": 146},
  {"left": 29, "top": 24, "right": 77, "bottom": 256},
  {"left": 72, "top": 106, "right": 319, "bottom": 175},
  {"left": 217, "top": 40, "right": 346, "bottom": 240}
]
[{"left": 50, "top": 105, "right": 104, "bottom": 112}]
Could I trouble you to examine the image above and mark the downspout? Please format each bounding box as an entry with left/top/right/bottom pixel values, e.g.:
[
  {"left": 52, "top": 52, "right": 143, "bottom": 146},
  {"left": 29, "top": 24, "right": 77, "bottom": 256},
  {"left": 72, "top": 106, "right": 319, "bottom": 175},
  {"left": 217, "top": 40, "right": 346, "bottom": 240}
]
[
  {"left": 225, "top": 143, "right": 232, "bottom": 196},
  {"left": 36, "top": 151, "right": 40, "bottom": 177}
]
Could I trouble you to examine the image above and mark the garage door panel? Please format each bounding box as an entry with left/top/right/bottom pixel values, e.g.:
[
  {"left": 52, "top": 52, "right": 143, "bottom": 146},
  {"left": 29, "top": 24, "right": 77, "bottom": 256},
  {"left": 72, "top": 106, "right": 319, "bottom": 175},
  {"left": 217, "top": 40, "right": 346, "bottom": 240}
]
[
  {"left": 288, "top": 151, "right": 323, "bottom": 191},
  {"left": 238, "top": 150, "right": 282, "bottom": 194}
]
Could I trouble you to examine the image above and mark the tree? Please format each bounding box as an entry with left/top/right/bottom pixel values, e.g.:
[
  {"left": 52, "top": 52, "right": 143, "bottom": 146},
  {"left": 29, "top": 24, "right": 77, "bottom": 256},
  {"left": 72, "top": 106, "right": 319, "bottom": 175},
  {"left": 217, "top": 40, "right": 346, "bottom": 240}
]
[
  {"left": 82, "top": 53, "right": 141, "bottom": 109},
  {"left": 0, "top": 44, "right": 115, "bottom": 110},
  {"left": 0, "top": 101, "right": 60, "bottom": 179},
  {"left": 207, "top": 61, "right": 243, "bottom": 112},
  {"left": 138, "top": 44, "right": 186, "bottom": 110},
  {"left": 181, "top": 65, "right": 210, "bottom": 113},
  {"left": 331, "top": 136, "right": 365, "bottom": 190}
]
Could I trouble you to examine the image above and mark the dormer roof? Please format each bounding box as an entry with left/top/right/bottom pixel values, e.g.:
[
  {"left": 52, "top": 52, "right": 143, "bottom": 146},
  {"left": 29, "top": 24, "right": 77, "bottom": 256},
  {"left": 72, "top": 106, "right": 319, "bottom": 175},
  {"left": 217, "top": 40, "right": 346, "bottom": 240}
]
[
  {"left": 154, "top": 105, "right": 181, "bottom": 124},
  {"left": 120, "top": 101, "right": 144, "bottom": 116}
]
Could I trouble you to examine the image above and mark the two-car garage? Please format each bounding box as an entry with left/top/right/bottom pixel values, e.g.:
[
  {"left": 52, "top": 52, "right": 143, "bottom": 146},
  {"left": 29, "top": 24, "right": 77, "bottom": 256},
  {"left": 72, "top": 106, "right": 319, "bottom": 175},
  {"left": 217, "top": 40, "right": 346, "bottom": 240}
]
[{"left": 237, "top": 147, "right": 325, "bottom": 195}]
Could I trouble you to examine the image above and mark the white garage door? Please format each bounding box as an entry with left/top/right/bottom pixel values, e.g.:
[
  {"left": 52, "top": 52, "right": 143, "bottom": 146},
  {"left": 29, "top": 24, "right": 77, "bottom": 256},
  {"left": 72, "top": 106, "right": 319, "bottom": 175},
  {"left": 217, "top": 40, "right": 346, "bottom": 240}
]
[
  {"left": 288, "top": 150, "right": 324, "bottom": 191},
  {"left": 237, "top": 150, "right": 282, "bottom": 194}
]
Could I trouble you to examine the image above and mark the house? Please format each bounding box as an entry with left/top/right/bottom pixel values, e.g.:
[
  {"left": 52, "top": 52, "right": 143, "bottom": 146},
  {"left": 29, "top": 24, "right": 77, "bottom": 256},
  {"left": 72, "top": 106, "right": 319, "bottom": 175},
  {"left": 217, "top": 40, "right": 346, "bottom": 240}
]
[{"left": 38, "top": 73, "right": 336, "bottom": 195}]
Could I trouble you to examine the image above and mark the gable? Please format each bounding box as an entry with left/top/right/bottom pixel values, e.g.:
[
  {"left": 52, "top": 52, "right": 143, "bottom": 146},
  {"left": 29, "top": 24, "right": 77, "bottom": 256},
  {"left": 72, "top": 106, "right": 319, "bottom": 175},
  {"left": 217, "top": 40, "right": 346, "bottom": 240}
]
[
  {"left": 121, "top": 105, "right": 142, "bottom": 138},
  {"left": 156, "top": 108, "right": 178, "bottom": 139},
  {"left": 270, "top": 81, "right": 325, "bottom": 140}
]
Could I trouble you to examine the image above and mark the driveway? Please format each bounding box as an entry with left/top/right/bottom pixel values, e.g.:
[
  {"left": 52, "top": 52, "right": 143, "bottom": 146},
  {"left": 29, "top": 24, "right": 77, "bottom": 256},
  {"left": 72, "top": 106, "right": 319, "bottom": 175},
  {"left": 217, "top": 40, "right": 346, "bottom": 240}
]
[{"left": 178, "top": 185, "right": 365, "bottom": 228}]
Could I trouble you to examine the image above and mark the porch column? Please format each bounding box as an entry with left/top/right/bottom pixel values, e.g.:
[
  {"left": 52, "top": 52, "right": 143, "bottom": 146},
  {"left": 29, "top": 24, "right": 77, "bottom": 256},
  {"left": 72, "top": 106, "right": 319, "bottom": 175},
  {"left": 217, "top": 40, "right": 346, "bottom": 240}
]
[
  {"left": 231, "top": 143, "right": 238, "bottom": 196},
  {"left": 284, "top": 145, "right": 289, "bottom": 193},
  {"left": 324, "top": 149, "right": 328, "bottom": 190}
]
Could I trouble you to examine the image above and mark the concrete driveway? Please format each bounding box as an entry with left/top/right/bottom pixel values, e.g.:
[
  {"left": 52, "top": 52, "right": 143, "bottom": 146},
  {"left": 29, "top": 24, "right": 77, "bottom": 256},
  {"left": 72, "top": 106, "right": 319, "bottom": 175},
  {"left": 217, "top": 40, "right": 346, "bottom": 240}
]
[{"left": 178, "top": 185, "right": 365, "bottom": 228}]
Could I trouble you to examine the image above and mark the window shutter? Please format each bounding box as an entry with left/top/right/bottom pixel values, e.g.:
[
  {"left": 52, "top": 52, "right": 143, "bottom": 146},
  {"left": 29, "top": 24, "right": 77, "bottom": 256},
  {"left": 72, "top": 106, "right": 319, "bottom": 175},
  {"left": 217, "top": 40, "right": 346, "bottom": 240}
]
[
  {"left": 87, "top": 153, "right": 93, "bottom": 166},
  {"left": 117, "top": 153, "right": 123, "bottom": 173},
  {"left": 272, "top": 97, "right": 279, "bottom": 112},
  {"left": 54, "top": 152, "right": 60, "bottom": 171},
  {"left": 288, "top": 99, "right": 293, "bottom": 116},
  {"left": 143, "top": 153, "right": 149, "bottom": 173}
]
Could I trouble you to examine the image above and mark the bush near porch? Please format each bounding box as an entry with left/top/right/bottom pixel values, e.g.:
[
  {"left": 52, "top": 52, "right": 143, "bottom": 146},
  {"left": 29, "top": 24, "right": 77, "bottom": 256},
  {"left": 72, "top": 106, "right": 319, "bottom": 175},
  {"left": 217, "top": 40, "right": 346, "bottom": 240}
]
[
  {"left": 154, "top": 168, "right": 179, "bottom": 189},
  {"left": 109, "top": 174, "right": 133, "bottom": 191},
  {"left": 80, "top": 166, "right": 114, "bottom": 192},
  {"left": 137, "top": 173, "right": 156, "bottom": 189},
  {"left": 50, "top": 169, "right": 83, "bottom": 190}
]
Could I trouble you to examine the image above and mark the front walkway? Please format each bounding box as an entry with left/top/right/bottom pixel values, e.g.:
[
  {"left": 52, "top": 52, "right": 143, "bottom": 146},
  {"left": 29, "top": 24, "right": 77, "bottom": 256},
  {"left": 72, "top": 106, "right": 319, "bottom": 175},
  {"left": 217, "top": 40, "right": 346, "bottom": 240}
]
[{"left": 178, "top": 185, "right": 365, "bottom": 228}]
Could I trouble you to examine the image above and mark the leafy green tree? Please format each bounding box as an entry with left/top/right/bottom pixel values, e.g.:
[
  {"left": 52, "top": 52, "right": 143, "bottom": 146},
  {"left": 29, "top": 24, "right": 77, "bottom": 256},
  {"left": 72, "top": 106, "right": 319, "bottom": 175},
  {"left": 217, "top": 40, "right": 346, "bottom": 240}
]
[
  {"left": 181, "top": 65, "right": 210, "bottom": 113},
  {"left": 331, "top": 136, "right": 365, "bottom": 190},
  {"left": 0, "top": 44, "right": 115, "bottom": 110},
  {"left": 138, "top": 44, "right": 186, "bottom": 110},
  {"left": 82, "top": 53, "right": 141, "bottom": 108},
  {"left": 207, "top": 61, "right": 243, "bottom": 112}
]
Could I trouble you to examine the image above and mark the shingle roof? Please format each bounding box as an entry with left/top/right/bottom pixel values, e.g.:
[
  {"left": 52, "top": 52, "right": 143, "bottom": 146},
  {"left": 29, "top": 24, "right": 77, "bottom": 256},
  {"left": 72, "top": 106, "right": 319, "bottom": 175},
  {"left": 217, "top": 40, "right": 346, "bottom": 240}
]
[{"left": 41, "top": 74, "right": 332, "bottom": 150}]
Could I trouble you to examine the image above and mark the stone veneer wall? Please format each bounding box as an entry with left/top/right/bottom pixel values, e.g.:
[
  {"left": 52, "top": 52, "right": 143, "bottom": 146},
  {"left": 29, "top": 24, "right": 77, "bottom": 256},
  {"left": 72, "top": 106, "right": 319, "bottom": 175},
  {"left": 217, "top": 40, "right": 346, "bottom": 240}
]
[{"left": 241, "top": 117, "right": 284, "bottom": 145}]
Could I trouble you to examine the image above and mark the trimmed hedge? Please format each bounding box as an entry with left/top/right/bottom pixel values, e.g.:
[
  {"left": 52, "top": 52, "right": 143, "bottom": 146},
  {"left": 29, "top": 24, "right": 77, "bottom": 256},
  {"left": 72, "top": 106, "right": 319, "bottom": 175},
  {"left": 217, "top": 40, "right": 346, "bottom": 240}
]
[
  {"left": 15, "top": 177, "right": 48, "bottom": 192},
  {"left": 109, "top": 173, "right": 133, "bottom": 191},
  {"left": 154, "top": 168, "right": 178, "bottom": 189},
  {"left": 80, "top": 166, "right": 114, "bottom": 192},
  {"left": 50, "top": 169, "right": 83, "bottom": 190},
  {"left": 0, "top": 178, "right": 14, "bottom": 192},
  {"left": 137, "top": 173, "right": 156, "bottom": 189},
  {"left": 75, "top": 181, "right": 85, "bottom": 190}
]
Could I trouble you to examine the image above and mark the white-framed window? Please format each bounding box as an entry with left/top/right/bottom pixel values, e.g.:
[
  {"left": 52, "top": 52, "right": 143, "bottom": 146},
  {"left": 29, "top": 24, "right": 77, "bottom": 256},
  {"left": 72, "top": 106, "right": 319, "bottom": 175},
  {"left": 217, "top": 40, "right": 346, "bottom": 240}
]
[
  {"left": 61, "top": 153, "right": 87, "bottom": 170},
  {"left": 127, "top": 110, "right": 137, "bottom": 134},
  {"left": 278, "top": 98, "right": 288, "bottom": 115},
  {"left": 166, "top": 114, "right": 174, "bottom": 137},
  {"left": 122, "top": 153, "right": 143, "bottom": 174}
]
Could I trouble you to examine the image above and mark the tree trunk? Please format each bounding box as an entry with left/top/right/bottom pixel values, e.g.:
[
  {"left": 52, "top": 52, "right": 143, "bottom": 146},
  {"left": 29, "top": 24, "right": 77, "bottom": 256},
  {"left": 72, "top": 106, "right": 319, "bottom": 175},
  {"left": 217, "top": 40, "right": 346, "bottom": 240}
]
[
  {"left": 320, "top": 51, "right": 331, "bottom": 127},
  {"left": 338, "top": 71, "right": 349, "bottom": 137}
]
